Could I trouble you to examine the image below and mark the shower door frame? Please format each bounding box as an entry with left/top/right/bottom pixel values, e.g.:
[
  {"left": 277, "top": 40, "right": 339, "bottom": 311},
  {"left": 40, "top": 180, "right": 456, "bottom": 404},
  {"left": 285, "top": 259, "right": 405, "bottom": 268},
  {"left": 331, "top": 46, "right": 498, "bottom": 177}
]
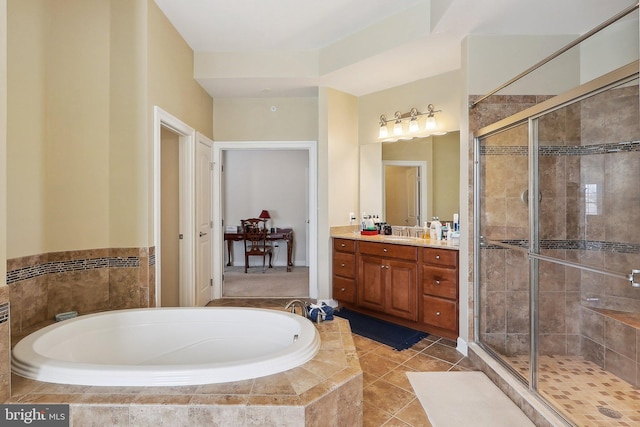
[{"left": 473, "top": 60, "right": 639, "bottom": 414}]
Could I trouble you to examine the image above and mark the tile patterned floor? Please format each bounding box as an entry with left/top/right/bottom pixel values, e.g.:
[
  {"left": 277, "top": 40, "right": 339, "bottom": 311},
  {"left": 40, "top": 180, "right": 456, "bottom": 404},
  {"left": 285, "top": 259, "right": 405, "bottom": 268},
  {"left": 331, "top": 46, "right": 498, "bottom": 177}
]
[
  {"left": 506, "top": 355, "right": 640, "bottom": 427},
  {"left": 207, "top": 298, "right": 479, "bottom": 427}
]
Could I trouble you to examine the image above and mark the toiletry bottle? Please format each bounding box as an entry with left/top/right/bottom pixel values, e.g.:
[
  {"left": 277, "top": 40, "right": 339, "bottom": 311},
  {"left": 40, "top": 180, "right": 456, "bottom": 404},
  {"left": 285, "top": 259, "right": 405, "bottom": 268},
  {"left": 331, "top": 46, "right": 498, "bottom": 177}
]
[
  {"left": 441, "top": 223, "right": 449, "bottom": 240},
  {"left": 422, "top": 222, "right": 429, "bottom": 239},
  {"left": 453, "top": 213, "right": 459, "bottom": 232},
  {"left": 429, "top": 217, "right": 442, "bottom": 240}
]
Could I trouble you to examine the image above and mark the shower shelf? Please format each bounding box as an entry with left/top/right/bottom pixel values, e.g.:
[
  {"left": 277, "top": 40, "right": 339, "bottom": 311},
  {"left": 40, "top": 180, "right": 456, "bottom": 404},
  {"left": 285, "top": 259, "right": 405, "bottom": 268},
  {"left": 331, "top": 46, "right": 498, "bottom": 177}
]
[{"left": 586, "top": 307, "right": 640, "bottom": 330}]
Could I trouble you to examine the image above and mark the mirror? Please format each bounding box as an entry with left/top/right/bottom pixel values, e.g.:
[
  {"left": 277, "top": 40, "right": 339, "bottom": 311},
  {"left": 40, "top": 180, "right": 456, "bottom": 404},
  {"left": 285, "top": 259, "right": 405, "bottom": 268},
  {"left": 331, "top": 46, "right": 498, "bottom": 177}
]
[{"left": 382, "top": 131, "right": 460, "bottom": 226}]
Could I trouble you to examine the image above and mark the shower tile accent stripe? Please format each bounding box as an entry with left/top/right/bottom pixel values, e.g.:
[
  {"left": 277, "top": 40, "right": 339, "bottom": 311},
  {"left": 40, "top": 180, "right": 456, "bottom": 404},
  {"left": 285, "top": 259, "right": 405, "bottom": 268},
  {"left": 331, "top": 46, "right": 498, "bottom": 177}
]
[
  {"left": 479, "top": 140, "right": 640, "bottom": 156},
  {"left": 482, "top": 240, "right": 640, "bottom": 254}
]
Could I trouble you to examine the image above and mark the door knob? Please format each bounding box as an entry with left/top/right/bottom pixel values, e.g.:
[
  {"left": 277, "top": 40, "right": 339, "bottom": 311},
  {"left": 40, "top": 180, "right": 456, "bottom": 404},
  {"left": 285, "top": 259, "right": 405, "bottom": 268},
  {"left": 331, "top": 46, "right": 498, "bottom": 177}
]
[{"left": 199, "top": 231, "right": 207, "bottom": 237}]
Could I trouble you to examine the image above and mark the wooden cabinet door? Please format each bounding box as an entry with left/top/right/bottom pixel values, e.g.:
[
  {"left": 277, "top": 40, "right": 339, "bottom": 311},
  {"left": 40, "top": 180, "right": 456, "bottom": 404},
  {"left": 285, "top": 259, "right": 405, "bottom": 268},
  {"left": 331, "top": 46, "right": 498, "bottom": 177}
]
[
  {"left": 386, "top": 259, "right": 418, "bottom": 321},
  {"left": 358, "top": 255, "right": 386, "bottom": 312}
]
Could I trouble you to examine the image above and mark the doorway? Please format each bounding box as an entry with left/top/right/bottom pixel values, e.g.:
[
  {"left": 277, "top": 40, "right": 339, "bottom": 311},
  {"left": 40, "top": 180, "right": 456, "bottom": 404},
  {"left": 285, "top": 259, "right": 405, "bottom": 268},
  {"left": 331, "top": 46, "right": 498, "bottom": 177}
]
[
  {"left": 154, "top": 107, "right": 214, "bottom": 307},
  {"left": 160, "top": 127, "right": 180, "bottom": 306},
  {"left": 212, "top": 141, "right": 318, "bottom": 300}
]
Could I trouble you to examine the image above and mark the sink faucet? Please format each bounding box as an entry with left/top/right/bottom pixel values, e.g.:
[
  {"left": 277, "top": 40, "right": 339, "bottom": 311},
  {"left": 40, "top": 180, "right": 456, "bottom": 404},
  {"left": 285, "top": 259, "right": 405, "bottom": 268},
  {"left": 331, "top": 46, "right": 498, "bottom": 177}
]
[{"left": 284, "top": 299, "right": 308, "bottom": 318}]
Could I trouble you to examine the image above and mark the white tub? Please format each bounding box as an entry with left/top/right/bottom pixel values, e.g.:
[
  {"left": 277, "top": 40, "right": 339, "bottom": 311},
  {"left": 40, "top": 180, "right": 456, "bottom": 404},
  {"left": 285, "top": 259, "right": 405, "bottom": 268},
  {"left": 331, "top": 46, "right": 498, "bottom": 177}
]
[{"left": 11, "top": 307, "right": 320, "bottom": 387}]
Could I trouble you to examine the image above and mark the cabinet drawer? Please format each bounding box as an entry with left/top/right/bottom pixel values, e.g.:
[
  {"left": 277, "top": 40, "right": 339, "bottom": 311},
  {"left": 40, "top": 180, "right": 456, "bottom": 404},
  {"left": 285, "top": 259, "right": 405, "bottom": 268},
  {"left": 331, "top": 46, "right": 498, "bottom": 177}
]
[
  {"left": 334, "top": 238, "right": 356, "bottom": 253},
  {"left": 359, "top": 241, "right": 417, "bottom": 261},
  {"left": 333, "top": 252, "right": 355, "bottom": 278},
  {"left": 422, "top": 248, "right": 458, "bottom": 267},
  {"left": 333, "top": 276, "right": 356, "bottom": 303},
  {"left": 422, "top": 295, "right": 457, "bottom": 332},
  {"left": 422, "top": 265, "right": 457, "bottom": 300}
]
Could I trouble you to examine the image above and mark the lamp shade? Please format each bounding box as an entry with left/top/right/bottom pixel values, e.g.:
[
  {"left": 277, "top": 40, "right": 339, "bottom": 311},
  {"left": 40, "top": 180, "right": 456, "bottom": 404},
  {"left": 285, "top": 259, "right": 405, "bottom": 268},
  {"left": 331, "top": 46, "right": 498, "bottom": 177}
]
[{"left": 259, "top": 210, "right": 271, "bottom": 219}]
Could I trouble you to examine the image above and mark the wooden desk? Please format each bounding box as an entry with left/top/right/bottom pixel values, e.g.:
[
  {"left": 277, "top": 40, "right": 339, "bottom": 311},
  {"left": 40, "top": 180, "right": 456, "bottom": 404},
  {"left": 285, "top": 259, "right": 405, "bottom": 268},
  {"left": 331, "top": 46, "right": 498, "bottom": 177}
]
[{"left": 225, "top": 228, "right": 294, "bottom": 272}]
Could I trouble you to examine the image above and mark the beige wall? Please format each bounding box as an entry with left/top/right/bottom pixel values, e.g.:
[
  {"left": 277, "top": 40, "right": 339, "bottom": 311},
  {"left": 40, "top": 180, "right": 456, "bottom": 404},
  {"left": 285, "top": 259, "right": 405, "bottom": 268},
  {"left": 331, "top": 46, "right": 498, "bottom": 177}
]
[
  {"left": 6, "top": 0, "right": 213, "bottom": 258},
  {"left": 46, "top": 0, "right": 111, "bottom": 253},
  {"left": 147, "top": 0, "right": 213, "bottom": 138},
  {"left": 7, "top": 0, "right": 46, "bottom": 257},
  {"left": 326, "top": 89, "right": 359, "bottom": 227},
  {"left": 432, "top": 132, "right": 460, "bottom": 221},
  {"left": 1, "top": 0, "right": 7, "bottom": 283},
  {"left": 109, "top": 0, "right": 148, "bottom": 248},
  {"left": 213, "top": 97, "right": 318, "bottom": 141}
]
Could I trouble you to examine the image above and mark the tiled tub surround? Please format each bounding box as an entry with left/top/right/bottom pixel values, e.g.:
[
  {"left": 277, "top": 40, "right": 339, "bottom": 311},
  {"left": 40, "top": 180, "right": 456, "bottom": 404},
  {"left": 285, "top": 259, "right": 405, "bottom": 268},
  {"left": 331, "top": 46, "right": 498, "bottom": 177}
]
[
  {"left": 10, "top": 301, "right": 363, "bottom": 427},
  {"left": 7, "top": 247, "right": 155, "bottom": 340}
]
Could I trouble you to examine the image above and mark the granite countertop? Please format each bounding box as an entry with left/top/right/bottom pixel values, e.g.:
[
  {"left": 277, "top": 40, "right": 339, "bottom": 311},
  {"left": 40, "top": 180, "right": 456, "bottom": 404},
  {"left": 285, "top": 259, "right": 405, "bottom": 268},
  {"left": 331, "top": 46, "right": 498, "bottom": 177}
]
[{"left": 331, "top": 226, "right": 459, "bottom": 250}]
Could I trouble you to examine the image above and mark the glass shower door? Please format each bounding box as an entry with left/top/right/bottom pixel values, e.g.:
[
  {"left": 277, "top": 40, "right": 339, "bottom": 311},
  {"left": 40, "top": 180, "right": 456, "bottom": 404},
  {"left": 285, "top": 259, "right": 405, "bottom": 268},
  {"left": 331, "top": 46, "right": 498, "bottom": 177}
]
[
  {"left": 477, "top": 122, "right": 532, "bottom": 384},
  {"left": 533, "top": 76, "right": 640, "bottom": 424}
]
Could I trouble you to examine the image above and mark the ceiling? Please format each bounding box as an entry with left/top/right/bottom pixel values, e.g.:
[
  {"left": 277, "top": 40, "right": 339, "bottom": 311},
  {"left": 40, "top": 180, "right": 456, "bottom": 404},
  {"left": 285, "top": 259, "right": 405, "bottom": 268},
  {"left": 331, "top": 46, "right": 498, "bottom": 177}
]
[{"left": 154, "top": 0, "right": 637, "bottom": 98}]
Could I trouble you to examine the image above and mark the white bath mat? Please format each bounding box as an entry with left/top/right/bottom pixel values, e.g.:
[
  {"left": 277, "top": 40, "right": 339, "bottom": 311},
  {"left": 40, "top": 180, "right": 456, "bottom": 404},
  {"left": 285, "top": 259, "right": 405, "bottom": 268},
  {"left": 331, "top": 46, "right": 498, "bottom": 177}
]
[{"left": 407, "top": 371, "right": 535, "bottom": 427}]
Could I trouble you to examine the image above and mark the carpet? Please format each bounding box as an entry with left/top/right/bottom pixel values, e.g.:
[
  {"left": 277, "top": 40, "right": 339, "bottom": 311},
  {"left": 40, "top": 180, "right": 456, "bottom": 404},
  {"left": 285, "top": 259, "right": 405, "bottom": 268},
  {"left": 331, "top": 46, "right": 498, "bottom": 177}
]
[
  {"left": 407, "top": 372, "right": 535, "bottom": 427},
  {"left": 223, "top": 266, "right": 309, "bottom": 298},
  {"left": 335, "top": 307, "right": 427, "bottom": 351}
]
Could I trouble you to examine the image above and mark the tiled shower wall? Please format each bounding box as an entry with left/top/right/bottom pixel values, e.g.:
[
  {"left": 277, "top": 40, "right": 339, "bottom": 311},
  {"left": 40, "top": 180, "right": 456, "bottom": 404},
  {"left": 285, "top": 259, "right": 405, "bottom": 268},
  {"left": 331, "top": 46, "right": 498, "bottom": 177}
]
[
  {"left": 6, "top": 247, "right": 156, "bottom": 339},
  {"left": 473, "top": 84, "right": 640, "bottom": 382}
]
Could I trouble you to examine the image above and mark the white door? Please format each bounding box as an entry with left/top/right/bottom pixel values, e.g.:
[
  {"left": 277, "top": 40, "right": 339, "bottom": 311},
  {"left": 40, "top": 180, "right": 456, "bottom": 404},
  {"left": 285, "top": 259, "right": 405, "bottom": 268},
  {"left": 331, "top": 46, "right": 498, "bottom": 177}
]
[
  {"left": 195, "top": 133, "right": 213, "bottom": 306},
  {"left": 405, "top": 166, "right": 419, "bottom": 226}
]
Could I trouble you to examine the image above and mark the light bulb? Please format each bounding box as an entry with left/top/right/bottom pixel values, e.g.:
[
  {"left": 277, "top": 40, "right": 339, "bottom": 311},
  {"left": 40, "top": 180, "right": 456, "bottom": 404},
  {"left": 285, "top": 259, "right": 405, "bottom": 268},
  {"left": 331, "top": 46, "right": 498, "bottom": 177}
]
[
  {"left": 409, "top": 118, "right": 419, "bottom": 133},
  {"left": 425, "top": 115, "right": 437, "bottom": 131},
  {"left": 379, "top": 124, "right": 389, "bottom": 139},
  {"left": 393, "top": 121, "right": 403, "bottom": 136}
]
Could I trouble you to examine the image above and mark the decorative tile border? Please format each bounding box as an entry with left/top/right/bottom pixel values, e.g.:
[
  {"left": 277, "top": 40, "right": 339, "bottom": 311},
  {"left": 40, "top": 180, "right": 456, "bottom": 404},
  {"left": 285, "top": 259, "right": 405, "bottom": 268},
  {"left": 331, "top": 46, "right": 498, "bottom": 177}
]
[
  {"left": 482, "top": 239, "right": 640, "bottom": 255},
  {"left": 7, "top": 255, "right": 142, "bottom": 284},
  {"left": 479, "top": 140, "right": 640, "bottom": 156},
  {"left": 0, "top": 303, "right": 8, "bottom": 325}
]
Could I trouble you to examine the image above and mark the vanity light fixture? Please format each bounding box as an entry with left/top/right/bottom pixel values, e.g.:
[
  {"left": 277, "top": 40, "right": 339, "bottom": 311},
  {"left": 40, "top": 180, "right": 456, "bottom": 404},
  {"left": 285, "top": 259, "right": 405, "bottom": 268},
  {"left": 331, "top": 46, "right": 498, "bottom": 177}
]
[{"left": 378, "top": 104, "right": 444, "bottom": 142}]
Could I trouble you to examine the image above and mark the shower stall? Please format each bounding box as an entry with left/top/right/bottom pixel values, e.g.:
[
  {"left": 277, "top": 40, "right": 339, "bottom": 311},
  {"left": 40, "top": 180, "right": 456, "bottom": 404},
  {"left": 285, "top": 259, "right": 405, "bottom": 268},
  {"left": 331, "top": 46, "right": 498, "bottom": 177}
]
[{"left": 474, "top": 58, "right": 640, "bottom": 426}]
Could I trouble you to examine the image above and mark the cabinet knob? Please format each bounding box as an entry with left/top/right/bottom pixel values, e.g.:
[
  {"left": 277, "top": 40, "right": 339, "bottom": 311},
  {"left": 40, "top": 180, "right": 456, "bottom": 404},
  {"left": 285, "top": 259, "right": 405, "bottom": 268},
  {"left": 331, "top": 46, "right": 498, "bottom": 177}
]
[
  {"left": 435, "top": 280, "right": 440, "bottom": 285},
  {"left": 383, "top": 248, "right": 388, "bottom": 252},
  {"left": 341, "top": 288, "right": 346, "bottom": 292},
  {"left": 436, "top": 311, "right": 441, "bottom": 316},
  {"left": 435, "top": 255, "right": 440, "bottom": 260},
  {"left": 340, "top": 243, "right": 346, "bottom": 247},
  {"left": 341, "top": 263, "right": 345, "bottom": 267}
]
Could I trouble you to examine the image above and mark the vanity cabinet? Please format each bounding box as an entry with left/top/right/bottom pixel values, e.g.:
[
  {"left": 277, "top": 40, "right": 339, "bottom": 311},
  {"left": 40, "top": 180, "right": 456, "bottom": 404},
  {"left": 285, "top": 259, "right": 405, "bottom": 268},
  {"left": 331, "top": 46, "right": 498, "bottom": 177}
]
[
  {"left": 358, "top": 241, "right": 418, "bottom": 321},
  {"left": 421, "top": 247, "right": 459, "bottom": 338},
  {"left": 332, "top": 239, "right": 357, "bottom": 303},
  {"left": 332, "top": 237, "right": 460, "bottom": 340}
]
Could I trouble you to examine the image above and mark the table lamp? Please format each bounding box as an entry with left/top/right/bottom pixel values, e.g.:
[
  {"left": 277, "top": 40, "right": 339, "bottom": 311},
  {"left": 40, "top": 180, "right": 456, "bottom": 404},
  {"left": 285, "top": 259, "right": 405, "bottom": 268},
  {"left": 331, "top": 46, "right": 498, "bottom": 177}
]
[{"left": 259, "top": 210, "right": 271, "bottom": 230}]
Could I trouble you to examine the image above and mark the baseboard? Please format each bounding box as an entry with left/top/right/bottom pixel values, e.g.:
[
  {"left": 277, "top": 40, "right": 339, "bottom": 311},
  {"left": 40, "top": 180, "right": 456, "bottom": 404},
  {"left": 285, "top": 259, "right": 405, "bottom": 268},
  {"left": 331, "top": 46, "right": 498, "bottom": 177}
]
[{"left": 456, "top": 337, "right": 468, "bottom": 356}]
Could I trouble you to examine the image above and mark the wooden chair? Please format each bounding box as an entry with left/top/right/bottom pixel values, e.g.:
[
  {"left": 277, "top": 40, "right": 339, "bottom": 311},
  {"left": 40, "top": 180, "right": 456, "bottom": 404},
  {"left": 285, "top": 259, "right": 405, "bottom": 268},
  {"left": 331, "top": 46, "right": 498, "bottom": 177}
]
[{"left": 241, "top": 218, "right": 274, "bottom": 273}]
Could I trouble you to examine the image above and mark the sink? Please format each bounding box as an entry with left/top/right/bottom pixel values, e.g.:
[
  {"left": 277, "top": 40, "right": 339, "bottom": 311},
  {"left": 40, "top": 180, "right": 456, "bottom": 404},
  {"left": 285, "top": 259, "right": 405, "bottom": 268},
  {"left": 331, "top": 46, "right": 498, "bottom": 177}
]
[{"left": 383, "top": 236, "right": 417, "bottom": 241}]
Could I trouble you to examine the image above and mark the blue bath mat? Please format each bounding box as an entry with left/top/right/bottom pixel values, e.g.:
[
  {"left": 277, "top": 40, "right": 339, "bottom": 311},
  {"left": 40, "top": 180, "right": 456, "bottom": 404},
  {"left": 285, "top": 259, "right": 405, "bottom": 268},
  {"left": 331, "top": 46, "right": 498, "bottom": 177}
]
[{"left": 335, "top": 308, "right": 428, "bottom": 351}]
